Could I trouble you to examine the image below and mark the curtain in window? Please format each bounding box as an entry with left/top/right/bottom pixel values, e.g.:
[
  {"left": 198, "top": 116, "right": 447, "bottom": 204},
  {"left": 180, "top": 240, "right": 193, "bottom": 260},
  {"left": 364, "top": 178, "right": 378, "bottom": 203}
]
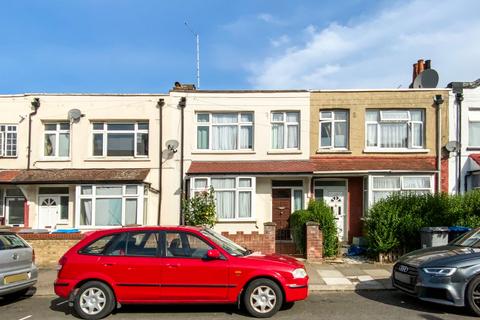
[
  {"left": 0, "top": 132, "right": 4, "bottom": 156},
  {"left": 212, "top": 125, "right": 237, "bottom": 150},
  {"left": 59, "top": 133, "right": 70, "bottom": 157},
  {"left": 238, "top": 191, "right": 251, "bottom": 218},
  {"left": 366, "top": 124, "right": 377, "bottom": 147},
  {"left": 372, "top": 177, "right": 401, "bottom": 189},
  {"left": 95, "top": 198, "right": 122, "bottom": 226},
  {"left": 211, "top": 178, "right": 235, "bottom": 189},
  {"left": 403, "top": 176, "right": 430, "bottom": 189},
  {"left": 80, "top": 199, "right": 92, "bottom": 225},
  {"left": 271, "top": 124, "right": 284, "bottom": 149},
  {"left": 286, "top": 112, "right": 299, "bottom": 122},
  {"left": 372, "top": 191, "right": 394, "bottom": 203},
  {"left": 381, "top": 110, "right": 409, "bottom": 120},
  {"left": 197, "top": 126, "right": 209, "bottom": 149},
  {"left": 366, "top": 111, "right": 378, "bottom": 121},
  {"left": 125, "top": 199, "right": 137, "bottom": 225},
  {"left": 412, "top": 123, "right": 423, "bottom": 147},
  {"left": 293, "top": 190, "right": 303, "bottom": 211},
  {"left": 44, "top": 134, "right": 55, "bottom": 156},
  {"left": 287, "top": 125, "right": 299, "bottom": 148},
  {"left": 334, "top": 122, "right": 347, "bottom": 147},
  {"left": 215, "top": 191, "right": 235, "bottom": 219},
  {"left": 240, "top": 126, "right": 252, "bottom": 149},
  {"left": 136, "top": 133, "right": 148, "bottom": 156},
  {"left": 470, "top": 122, "right": 480, "bottom": 146},
  {"left": 194, "top": 178, "right": 208, "bottom": 189},
  {"left": 380, "top": 123, "right": 407, "bottom": 148}
]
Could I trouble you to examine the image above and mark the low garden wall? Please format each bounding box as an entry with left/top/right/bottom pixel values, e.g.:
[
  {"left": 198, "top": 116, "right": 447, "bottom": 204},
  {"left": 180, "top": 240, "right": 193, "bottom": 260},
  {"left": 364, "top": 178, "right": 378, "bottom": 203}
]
[{"left": 221, "top": 222, "right": 276, "bottom": 254}]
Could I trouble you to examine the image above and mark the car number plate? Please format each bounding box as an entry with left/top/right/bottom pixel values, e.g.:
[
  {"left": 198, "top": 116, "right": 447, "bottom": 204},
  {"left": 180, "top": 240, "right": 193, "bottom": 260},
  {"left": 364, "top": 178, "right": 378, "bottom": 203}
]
[
  {"left": 394, "top": 271, "right": 411, "bottom": 284},
  {"left": 4, "top": 273, "right": 28, "bottom": 285}
]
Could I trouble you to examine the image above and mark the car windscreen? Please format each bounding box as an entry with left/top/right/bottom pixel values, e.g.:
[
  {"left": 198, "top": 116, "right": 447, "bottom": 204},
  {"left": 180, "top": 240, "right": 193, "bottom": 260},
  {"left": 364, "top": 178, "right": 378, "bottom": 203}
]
[
  {"left": 0, "top": 233, "right": 29, "bottom": 250},
  {"left": 201, "top": 229, "right": 248, "bottom": 256},
  {"left": 450, "top": 228, "right": 480, "bottom": 247}
]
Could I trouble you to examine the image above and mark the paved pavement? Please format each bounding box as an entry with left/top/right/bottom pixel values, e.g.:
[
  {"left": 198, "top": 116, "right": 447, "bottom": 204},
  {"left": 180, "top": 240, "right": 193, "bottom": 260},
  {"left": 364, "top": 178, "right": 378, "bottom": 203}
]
[
  {"left": 0, "top": 291, "right": 475, "bottom": 319},
  {"left": 34, "top": 262, "right": 394, "bottom": 297}
]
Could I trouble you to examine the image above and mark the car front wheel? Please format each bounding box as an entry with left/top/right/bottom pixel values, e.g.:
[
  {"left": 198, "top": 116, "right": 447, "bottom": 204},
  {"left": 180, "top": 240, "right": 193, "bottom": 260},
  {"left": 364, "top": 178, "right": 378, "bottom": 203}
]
[
  {"left": 74, "top": 281, "right": 115, "bottom": 320},
  {"left": 243, "top": 278, "right": 283, "bottom": 318}
]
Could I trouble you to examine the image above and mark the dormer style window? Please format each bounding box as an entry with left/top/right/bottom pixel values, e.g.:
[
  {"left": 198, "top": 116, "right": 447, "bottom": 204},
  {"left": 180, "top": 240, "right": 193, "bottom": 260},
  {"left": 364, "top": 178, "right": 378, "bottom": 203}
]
[
  {"left": 0, "top": 125, "right": 17, "bottom": 157},
  {"left": 365, "top": 109, "right": 424, "bottom": 150}
]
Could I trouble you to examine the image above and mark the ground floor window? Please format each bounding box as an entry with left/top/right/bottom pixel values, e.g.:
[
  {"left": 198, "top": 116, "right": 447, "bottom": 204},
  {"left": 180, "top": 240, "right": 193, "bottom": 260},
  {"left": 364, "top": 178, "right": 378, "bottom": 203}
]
[
  {"left": 369, "top": 175, "right": 433, "bottom": 205},
  {"left": 75, "top": 184, "right": 144, "bottom": 228},
  {"left": 190, "top": 177, "right": 255, "bottom": 221}
]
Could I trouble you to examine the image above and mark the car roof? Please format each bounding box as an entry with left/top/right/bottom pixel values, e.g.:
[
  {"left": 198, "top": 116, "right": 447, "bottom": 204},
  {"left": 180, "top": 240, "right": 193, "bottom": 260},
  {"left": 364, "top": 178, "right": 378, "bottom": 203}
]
[{"left": 85, "top": 225, "right": 206, "bottom": 237}]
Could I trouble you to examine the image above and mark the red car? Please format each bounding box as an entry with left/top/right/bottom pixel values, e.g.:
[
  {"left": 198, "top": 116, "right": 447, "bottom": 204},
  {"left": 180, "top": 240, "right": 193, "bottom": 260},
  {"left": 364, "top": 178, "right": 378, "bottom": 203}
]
[{"left": 55, "top": 226, "right": 308, "bottom": 319}]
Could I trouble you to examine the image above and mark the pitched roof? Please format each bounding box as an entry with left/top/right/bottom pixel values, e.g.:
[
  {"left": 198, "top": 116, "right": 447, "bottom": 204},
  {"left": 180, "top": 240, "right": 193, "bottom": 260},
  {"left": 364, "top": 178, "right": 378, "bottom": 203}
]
[
  {"left": 187, "top": 161, "right": 315, "bottom": 175},
  {"left": 0, "top": 169, "right": 150, "bottom": 184},
  {"left": 311, "top": 156, "right": 436, "bottom": 172},
  {"left": 469, "top": 154, "right": 480, "bottom": 166}
]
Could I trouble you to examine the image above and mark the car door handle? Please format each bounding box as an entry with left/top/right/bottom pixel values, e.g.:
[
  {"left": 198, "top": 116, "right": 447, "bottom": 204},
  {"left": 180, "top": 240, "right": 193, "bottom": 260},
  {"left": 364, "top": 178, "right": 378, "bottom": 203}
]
[
  {"left": 103, "top": 263, "right": 115, "bottom": 267},
  {"left": 166, "top": 263, "right": 180, "bottom": 268}
]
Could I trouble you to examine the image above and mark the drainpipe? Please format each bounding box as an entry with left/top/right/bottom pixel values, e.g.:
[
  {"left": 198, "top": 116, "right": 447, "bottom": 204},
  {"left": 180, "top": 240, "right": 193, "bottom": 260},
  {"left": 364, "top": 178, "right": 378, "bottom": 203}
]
[
  {"left": 179, "top": 97, "right": 186, "bottom": 225},
  {"left": 27, "top": 98, "right": 40, "bottom": 170},
  {"left": 157, "top": 98, "right": 165, "bottom": 226},
  {"left": 455, "top": 92, "right": 464, "bottom": 194},
  {"left": 434, "top": 95, "right": 444, "bottom": 193}
]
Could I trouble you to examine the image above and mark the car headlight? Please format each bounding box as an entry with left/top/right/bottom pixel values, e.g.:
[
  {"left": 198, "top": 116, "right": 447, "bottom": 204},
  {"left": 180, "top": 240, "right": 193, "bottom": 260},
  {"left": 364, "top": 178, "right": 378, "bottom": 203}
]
[
  {"left": 292, "top": 268, "right": 307, "bottom": 279},
  {"left": 423, "top": 267, "right": 457, "bottom": 277}
]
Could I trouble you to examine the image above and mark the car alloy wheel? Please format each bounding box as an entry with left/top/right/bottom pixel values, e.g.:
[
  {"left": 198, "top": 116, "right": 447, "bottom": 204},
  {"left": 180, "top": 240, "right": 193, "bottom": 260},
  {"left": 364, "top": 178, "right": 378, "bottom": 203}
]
[
  {"left": 79, "top": 287, "right": 107, "bottom": 315},
  {"left": 250, "top": 285, "right": 277, "bottom": 314}
]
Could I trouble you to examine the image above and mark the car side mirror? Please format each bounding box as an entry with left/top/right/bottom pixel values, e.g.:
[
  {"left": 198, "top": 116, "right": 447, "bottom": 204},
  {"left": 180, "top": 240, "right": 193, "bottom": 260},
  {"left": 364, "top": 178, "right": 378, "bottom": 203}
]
[{"left": 206, "top": 249, "right": 221, "bottom": 260}]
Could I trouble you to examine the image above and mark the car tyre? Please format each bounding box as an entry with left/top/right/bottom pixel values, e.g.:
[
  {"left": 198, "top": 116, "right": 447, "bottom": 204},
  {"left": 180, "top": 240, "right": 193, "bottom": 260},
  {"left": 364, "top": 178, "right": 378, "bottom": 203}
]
[
  {"left": 74, "top": 281, "right": 115, "bottom": 320},
  {"left": 243, "top": 278, "right": 283, "bottom": 318},
  {"left": 467, "top": 275, "right": 480, "bottom": 316}
]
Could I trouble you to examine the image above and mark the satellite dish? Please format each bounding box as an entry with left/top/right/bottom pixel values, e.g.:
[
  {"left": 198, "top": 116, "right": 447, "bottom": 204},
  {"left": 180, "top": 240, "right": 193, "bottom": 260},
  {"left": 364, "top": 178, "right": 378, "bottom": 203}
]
[
  {"left": 165, "top": 139, "right": 179, "bottom": 153},
  {"left": 445, "top": 141, "right": 460, "bottom": 152},
  {"left": 412, "top": 69, "right": 439, "bottom": 88},
  {"left": 68, "top": 109, "right": 83, "bottom": 122}
]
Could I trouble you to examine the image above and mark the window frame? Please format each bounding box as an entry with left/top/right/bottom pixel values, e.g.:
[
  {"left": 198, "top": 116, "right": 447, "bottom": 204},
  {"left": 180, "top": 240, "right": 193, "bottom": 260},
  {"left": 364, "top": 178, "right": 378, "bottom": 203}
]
[
  {"left": 365, "top": 109, "right": 425, "bottom": 150},
  {"left": 75, "top": 184, "right": 144, "bottom": 229},
  {"left": 91, "top": 121, "right": 149, "bottom": 158},
  {"left": 270, "top": 111, "right": 300, "bottom": 150},
  {"left": 0, "top": 125, "right": 17, "bottom": 157},
  {"left": 43, "top": 122, "right": 71, "bottom": 159},
  {"left": 194, "top": 112, "right": 254, "bottom": 151},
  {"left": 319, "top": 110, "right": 349, "bottom": 150},
  {"left": 190, "top": 176, "right": 256, "bottom": 221},
  {"left": 468, "top": 109, "right": 480, "bottom": 148}
]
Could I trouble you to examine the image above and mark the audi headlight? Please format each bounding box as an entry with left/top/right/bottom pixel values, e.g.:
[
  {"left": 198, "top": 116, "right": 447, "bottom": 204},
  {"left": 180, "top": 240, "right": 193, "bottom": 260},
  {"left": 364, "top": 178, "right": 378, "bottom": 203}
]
[
  {"left": 423, "top": 267, "right": 457, "bottom": 277},
  {"left": 292, "top": 268, "right": 307, "bottom": 279}
]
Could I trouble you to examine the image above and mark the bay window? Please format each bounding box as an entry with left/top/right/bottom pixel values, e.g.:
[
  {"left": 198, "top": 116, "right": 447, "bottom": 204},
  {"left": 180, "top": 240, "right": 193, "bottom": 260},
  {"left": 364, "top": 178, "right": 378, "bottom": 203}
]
[
  {"left": 196, "top": 112, "right": 253, "bottom": 151},
  {"left": 319, "top": 110, "right": 348, "bottom": 149},
  {"left": 365, "top": 109, "right": 424, "bottom": 149},
  {"left": 469, "top": 110, "right": 480, "bottom": 147},
  {"left": 92, "top": 122, "right": 148, "bottom": 157},
  {"left": 190, "top": 177, "right": 255, "bottom": 220},
  {"left": 271, "top": 112, "right": 300, "bottom": 149},
  {"left": 76, "top": 184, "right": 143, "bottom": 227},
  {"left": 369, "top": 175, "right": 433, "bottom": 205},
  {"left": 0, "top": 125, "right": 17, "bottom": 157},
  {"left": 44, "top": 122, "right": 70, "bottom": 158}
]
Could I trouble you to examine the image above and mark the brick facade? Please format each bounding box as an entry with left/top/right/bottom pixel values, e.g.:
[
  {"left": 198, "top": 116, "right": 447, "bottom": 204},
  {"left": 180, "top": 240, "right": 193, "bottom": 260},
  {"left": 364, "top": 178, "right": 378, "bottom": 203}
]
[
  {"left": 222, "top": 222, "right": 276, "bottom": 254},
  {"left": 306, "top": 221, "right": 323, "bottom": 262}
]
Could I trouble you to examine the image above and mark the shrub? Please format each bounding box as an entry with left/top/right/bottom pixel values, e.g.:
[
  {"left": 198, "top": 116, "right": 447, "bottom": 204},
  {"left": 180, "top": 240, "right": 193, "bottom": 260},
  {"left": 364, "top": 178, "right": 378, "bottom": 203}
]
[
  {"left": 182, "top": 186, "right": 216, "bottom": 227},
  {"left": 290, "top": 200, "right": 338, "bottom": 257}
]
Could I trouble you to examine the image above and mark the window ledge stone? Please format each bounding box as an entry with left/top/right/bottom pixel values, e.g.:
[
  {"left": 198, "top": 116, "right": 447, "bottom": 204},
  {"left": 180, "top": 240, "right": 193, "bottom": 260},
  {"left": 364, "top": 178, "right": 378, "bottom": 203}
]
[
  {"left": 267, "top": 150, "right": 302, "bottom": 155},
  {"left": 316, "top": 149, "right": 352, "bottom": 154},
  {"left": 85, "top": 157, "right": 150, "bottom": 162}
]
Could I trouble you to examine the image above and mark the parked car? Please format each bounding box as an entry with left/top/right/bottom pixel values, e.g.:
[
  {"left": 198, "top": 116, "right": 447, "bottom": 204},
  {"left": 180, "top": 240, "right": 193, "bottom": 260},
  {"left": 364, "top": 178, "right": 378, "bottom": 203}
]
[
  {"left": 0, "top": 231, "right": 38, "bottom": 299},
  {"left": 392, "top": 228, "right": 480, "bottom": 316},
  {"left": 55, "top": 226, "right": 308, "bottom": 319}
]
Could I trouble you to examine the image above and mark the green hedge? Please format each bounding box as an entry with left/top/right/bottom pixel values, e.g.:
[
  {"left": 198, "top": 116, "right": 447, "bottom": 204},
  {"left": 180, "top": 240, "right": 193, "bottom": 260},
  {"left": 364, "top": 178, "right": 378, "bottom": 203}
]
[
  {"left": 290, "top": 200, "right": 338, "bottom": 257},
  {"left": 365, "top": 190, "right": 480, "bottom": 254}
]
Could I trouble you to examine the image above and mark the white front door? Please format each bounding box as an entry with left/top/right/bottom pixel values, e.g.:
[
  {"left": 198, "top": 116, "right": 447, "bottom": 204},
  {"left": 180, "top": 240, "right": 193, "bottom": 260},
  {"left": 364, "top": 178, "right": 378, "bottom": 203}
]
[
  {"left": 38, "top": 196, "right": 59, "bottom": 229},
  {"left": 315, "top": 186, "right": 347, "bottom": 242}
]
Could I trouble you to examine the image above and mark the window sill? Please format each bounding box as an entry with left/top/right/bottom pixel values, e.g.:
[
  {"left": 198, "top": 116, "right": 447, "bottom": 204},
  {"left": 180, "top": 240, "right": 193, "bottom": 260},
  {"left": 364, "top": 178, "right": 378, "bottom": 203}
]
[
  {"left": 85, "top": 157, "right": 150, "bottom": 162},
  {"left": 316, "top": 149, "right": 352, "bottom": 154},
  {"left": 216, "top": 219, "right": 257, "bottom": 223},
  {"left": 363, "top": 148, "right": 430, "bottom": 154},
  {"left": 36, "top": 158, "right": 71, "bottom": 162},
  {"left": 191, "top": 150, "right": 256, "bottom": 155},
  {"left": 0, "top": 156, "right": 18, "bottom": 159},
  {"left": 466, "top": 147, "right": 480, "bottom": 151},
  {"left": 267, "top": 150, "right": 302, "bottom": 155}
]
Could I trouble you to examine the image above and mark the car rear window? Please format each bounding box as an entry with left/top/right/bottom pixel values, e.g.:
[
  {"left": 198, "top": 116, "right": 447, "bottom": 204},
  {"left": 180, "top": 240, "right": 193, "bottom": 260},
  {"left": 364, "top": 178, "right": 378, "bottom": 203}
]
[{"left": 0, "top": 233, "right": 28, "bottom": 250}]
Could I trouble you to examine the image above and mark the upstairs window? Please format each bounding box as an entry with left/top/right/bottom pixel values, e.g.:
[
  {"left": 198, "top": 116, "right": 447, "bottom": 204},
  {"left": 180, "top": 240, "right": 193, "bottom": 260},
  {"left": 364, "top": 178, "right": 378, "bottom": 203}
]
[
  {"left": 365, "top": 109, "right": 424, "bottom": 149},
  {"left": 271, "top": 112, "right": 300, "bottom": 150},
  {"left": 92, "top": 122, "right": 148, "bottom": 157},
  {"left": 44, "top": 122, "right": 70, "bottom": 158},
  {"left": 0, "top": 125, "right": 17, "bottom": 157},
  {"left": 469, "top": 109, "right": 480, "bottom": 147},
  {"left": 319, "top": 110, "right": 348, "bottom": 149},
  {"left": 196, "top": 112, "right": 253, "bottom": 151}
]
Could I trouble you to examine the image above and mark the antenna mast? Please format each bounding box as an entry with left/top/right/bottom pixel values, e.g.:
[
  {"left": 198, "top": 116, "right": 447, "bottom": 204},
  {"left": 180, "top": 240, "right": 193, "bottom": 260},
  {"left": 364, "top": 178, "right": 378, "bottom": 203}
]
[{"left": 185, "top": 21, "right": 200, "bottom": 89}]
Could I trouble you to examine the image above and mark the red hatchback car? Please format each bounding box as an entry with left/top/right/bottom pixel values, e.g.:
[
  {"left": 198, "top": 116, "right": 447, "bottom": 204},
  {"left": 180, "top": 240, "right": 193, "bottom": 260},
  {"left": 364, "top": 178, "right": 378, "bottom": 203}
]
[{"left": 55, "top": 226, "right": 309, "bottom": 319}]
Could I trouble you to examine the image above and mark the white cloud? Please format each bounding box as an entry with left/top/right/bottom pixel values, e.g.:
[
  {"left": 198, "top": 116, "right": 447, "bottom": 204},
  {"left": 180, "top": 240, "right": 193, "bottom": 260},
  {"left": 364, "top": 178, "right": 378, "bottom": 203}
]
[
  {"left": 270, "top": 35, "right": 290, "bottom": 47},
  {"left": 257, "top": 13, "right": 283, "bottom": 25},
  {"left": 249, "top": 0, "right": 480, "bottom": 89}
]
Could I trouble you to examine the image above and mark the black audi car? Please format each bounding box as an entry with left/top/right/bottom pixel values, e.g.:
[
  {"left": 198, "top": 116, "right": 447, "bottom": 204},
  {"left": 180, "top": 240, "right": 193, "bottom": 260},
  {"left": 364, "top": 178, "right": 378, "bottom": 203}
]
[{"left": 393, "top": 228, "right": 480, "bottom": 315}]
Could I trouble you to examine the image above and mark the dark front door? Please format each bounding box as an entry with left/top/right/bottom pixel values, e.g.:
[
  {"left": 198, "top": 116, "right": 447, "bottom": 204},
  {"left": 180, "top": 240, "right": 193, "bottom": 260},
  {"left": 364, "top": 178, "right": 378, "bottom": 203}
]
[{"left": 272, "top": 189, "right": 292, "bottom": 240}]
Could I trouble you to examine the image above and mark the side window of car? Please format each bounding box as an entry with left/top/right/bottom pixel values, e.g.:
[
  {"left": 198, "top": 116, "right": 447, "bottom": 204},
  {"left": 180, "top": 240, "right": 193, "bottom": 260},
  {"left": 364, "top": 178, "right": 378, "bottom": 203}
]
[
  {"left": 165, "top": 232, "right": 213, "bottom": 258},
  {"left": 79, "top": 234, "right": 123, "bottom": 255},
  {"left": 124, "top": 232, "right": 159, "bottom": 257}
]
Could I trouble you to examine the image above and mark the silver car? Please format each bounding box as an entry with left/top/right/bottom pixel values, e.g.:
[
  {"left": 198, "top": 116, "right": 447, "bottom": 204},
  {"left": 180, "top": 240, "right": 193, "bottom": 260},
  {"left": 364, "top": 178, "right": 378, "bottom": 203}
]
[{"left": 0, "top": 231, "right": 38, "bottom": 298}]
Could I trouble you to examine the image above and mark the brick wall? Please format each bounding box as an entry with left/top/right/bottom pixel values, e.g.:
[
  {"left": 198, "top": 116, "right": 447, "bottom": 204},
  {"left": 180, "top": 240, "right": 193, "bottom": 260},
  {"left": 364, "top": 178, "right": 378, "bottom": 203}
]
[
  {"left": 441, "top": 157, "right": 449, "bottom": 193},
  {"left": 222, "top": 222, "right": 276, "bottom": 254},
  {"left": 306, "top": 221, "right": 323, "bottom": 262},
  {"left": 19, "top": 233, "right": 84, "bottom": 268}
]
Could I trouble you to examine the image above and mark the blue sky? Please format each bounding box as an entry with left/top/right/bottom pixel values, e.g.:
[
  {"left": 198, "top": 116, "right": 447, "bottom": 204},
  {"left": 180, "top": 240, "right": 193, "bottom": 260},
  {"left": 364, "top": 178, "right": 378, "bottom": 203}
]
[{"left": 1, "top": 0, "right": 479, "bottom": 93}]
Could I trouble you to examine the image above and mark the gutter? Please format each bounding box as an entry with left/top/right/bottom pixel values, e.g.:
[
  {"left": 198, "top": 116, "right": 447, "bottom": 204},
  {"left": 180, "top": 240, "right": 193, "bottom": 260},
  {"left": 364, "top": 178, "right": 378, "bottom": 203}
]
[
  {"left": 27, "top": 98, "right": 40, "bottom": 170},
  {"left": 157, "top": 98, "right": 165, "bottom": 226}
]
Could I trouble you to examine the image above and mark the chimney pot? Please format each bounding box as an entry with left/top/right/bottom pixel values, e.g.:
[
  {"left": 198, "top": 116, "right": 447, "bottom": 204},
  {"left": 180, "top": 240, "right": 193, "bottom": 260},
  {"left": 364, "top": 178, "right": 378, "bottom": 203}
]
[
  {"left": 425, "top": 59, "right": 431, "bottom": 70},
  {"left": 417, "top": 59, "right": 425, "bottom": 74}
]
